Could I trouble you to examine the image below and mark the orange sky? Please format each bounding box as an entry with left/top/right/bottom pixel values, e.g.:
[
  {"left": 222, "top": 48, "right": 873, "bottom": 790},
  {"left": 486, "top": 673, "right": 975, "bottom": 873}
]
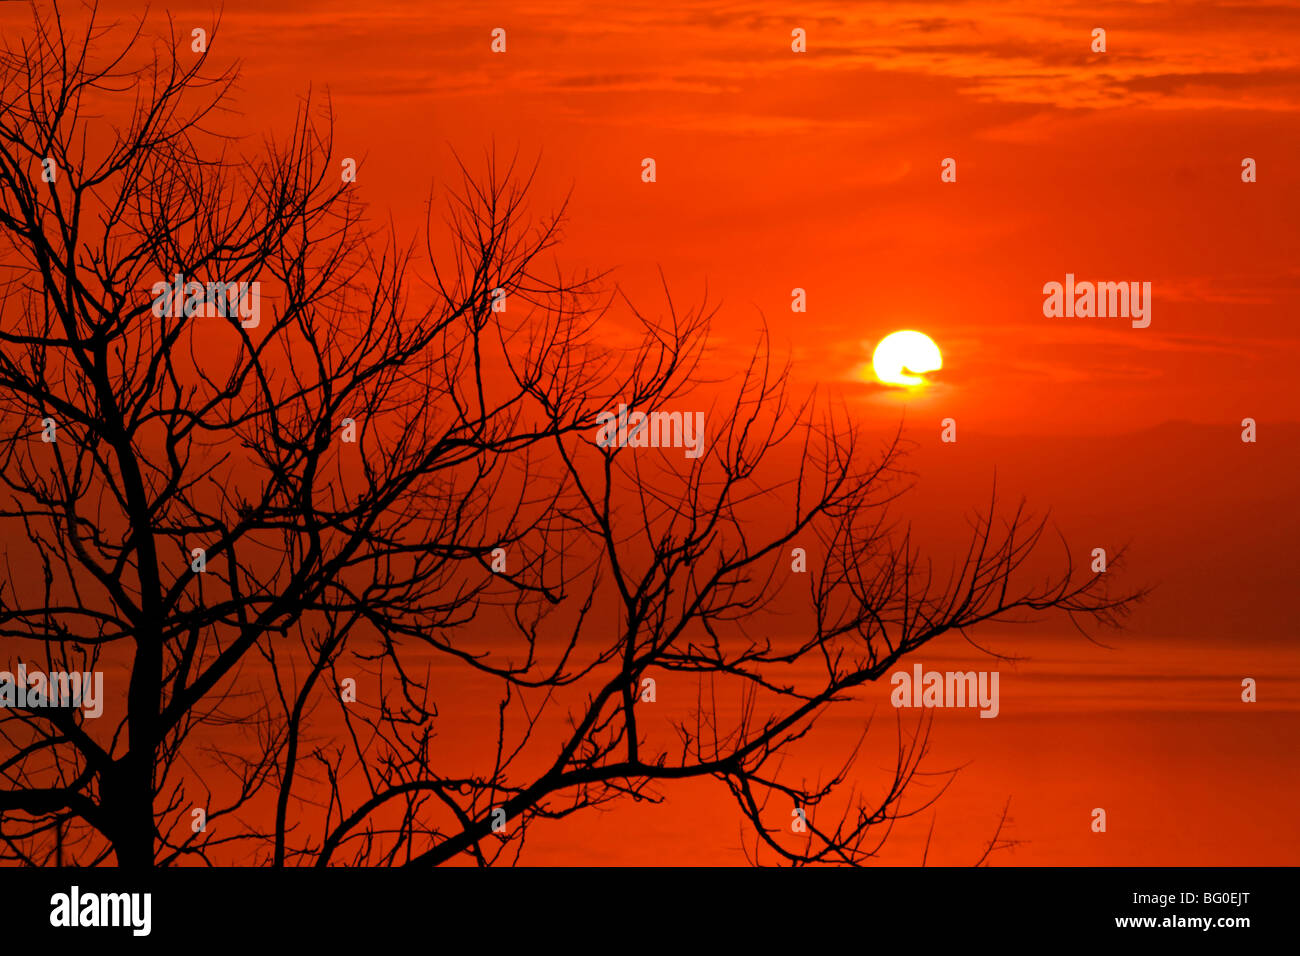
[
  {"left": 5, "top": 0, "right": 1296, "bottom": 865},
  {"left": 184, "top": 0, "right": 1300, "bottom": 434}
]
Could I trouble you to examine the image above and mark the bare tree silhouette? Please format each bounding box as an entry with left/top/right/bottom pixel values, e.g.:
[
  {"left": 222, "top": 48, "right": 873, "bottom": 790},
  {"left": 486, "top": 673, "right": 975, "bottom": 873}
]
[{"left": 0, "top": 4, "right": 1141, "bottom": 867}]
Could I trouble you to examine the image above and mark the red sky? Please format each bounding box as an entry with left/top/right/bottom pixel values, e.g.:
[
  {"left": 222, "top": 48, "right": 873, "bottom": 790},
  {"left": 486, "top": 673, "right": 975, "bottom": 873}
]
[
  {"left": 5, "top": 0, "right": 1296, "bottom": 864},
  {"left": 190, "top": 0, "right": 1300, "bottom": 434}
]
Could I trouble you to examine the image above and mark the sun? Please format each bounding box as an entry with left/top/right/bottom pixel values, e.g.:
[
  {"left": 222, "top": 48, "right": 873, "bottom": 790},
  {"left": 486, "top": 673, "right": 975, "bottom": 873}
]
[{"left": 872, "top": 330, "right": 943, "bottom": 387}]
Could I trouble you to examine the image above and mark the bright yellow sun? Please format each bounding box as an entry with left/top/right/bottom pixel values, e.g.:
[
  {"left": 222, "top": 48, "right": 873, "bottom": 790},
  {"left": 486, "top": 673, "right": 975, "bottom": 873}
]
[{"left": 872, "top": 330, "right": 942, "bottom": 386}]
